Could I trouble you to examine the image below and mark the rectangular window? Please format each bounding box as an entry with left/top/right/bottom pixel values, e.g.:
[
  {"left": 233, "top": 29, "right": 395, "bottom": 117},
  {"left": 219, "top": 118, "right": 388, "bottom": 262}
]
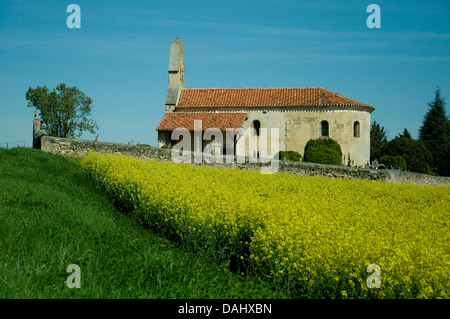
[{"left": 321, "top": 121, "right": 329, "bottom": 137}]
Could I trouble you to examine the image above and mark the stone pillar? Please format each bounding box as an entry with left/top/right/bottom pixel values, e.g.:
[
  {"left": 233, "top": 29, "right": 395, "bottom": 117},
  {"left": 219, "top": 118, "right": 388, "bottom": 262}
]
[{"left": 33, "top": 111, "right": 45, "bottom": 149}]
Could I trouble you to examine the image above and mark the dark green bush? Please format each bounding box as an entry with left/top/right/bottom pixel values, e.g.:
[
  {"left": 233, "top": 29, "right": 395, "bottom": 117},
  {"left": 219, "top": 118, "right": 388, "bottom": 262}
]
[
  {"left": 379, "top": 155, "right": 407, "bottom": 170},
  {"left": 303, "top": 138, "right": 343, "bottom": 166},
  {"left": 382, "top": 137, "right": 434, "bottom": 174},
  {"left": 276, "top": 150, "right": 302, "bottom": 161}
]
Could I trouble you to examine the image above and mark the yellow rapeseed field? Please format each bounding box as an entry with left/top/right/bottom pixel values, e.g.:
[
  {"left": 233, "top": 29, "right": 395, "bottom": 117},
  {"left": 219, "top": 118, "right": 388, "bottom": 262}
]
[{"left": 82, "top": 152, "right": 450, "bottom": 298}]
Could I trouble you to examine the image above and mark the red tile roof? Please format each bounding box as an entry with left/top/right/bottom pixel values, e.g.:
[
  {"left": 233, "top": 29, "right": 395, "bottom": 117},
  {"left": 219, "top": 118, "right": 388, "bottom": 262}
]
[
  {"left": 156, "top": 112, "right": 247, "bottom": 131},
  {"left": 176, "top": 87, "right": 373, "bottom": 109}
]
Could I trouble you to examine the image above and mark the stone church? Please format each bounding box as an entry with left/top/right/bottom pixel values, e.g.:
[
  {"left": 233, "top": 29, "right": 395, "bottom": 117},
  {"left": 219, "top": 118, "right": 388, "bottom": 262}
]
[{"left": 156, "top": 38, "right": 374, "bottom": 167}]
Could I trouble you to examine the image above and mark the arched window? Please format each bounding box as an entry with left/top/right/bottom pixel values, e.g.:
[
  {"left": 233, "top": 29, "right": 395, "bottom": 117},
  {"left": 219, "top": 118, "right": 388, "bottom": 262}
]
[
  {"left": 353, "top": 121, "right": 360, "bottom": 138},
  {"left": 321, "top": 121, "right": 329, "bottom": 137},
  {"left": 253, "top": 120, "right": 261, "bottom": 136}
]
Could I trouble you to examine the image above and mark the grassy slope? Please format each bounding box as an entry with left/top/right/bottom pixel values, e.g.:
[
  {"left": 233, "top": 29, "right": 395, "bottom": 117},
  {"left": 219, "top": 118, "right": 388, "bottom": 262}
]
[{"left": 0, "top": 148, "right": 287, "bottom": 299}]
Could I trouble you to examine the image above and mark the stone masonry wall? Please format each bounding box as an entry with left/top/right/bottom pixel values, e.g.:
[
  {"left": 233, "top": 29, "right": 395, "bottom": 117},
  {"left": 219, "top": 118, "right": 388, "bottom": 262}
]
[{"left": 38, "top": 135, "right": 450, "bottom": 186}]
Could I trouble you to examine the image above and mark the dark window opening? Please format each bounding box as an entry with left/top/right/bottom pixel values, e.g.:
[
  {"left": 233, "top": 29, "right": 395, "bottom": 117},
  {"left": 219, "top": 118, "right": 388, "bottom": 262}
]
[
  {"left": 321, "top": 121, "right": 329, "bottom": 137},
  {"left": 253, "top": 120, "right": 261, "bottom": 136},
  {"left": 354, "top": 121, "right": 360, "bottom": 137}
]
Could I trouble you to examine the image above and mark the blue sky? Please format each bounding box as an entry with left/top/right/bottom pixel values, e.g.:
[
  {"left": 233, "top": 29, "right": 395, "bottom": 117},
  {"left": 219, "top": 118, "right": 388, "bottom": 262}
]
[{"left": 1, "top": 0, "right": 449, "bottom": 148}]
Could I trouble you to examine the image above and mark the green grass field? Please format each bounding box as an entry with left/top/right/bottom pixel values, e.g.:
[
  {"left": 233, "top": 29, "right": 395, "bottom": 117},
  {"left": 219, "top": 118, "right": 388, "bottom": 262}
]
[{"left": 0, "top": 147, "right": 287, "bottom": 299}]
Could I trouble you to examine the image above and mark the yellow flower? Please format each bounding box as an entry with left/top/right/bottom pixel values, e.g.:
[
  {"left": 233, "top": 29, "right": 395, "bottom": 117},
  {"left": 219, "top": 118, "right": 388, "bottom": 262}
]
[{"left": 82, "top": 152, "right": 450, "bottom": 299}]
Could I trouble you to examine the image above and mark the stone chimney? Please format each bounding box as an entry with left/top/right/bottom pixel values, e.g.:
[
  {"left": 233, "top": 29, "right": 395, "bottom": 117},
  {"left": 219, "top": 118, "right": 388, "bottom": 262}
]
[{"left": 165, "top": 37, "right": 184, "bottom": 112}]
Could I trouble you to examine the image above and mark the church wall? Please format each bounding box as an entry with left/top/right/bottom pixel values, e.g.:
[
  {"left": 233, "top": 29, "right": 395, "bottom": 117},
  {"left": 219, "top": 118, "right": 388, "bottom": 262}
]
[
  {"left": 235, "top": 111, "right": 282, "bottom": 159},
  {"left": 283, "top": 109, "right": 371, "bottom": 167},
  {"left": 235, "top": 108, "right": 371, "bottom": 167}
]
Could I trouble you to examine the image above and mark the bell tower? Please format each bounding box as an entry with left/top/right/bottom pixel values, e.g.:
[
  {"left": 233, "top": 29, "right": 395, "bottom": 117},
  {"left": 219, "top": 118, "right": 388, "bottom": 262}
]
[{"left": 165, "top": 37, "right": 184, "bottom": 112}]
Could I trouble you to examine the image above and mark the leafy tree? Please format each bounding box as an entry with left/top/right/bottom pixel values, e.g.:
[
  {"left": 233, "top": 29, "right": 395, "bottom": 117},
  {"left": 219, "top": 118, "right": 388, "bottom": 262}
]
[
  {"left": 418, "top": 87, "right": 450, "bottom": 176},
  {"left": 370, "top": 121, "right": 388, "bottom": 161},
  {"left": 397, "top": 128, "right": 412, "bottom": 139},
  {"left": 303, "top": 138, "right": 342, "bottom": 165},
  {"left": 382, "top": 137, "right": 434, "bottom": 174},
  {"left": 26, "top": 83, "right": 98, "bottom": 138}
]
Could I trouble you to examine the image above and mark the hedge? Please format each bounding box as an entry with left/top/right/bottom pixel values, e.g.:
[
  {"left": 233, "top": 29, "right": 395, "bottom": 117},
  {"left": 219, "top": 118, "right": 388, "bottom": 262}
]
[{"left": 303, "top": 138, "right": 343, "bottom": 166}]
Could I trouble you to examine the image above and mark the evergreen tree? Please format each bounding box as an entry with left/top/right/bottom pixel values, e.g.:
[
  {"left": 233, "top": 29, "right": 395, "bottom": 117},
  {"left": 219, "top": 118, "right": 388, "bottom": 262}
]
[
  {"left": 419, "top": 87, "right": 450, "bottom": 176},
  {"left": 370, "top": 121, "right": 388, "bottom": 162},
  {"left": 398, "top": 128, "right": 412, "bottom": 139}
]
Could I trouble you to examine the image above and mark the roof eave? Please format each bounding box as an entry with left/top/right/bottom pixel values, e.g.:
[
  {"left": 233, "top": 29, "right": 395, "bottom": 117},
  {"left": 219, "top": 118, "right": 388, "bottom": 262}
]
[{"left": 174, "top": 104, "right": 375, "bottom": 111}]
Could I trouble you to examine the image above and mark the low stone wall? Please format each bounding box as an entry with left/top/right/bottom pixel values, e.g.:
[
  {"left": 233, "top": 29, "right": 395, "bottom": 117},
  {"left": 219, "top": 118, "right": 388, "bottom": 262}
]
[
  {"left": 40, "top": 135, "right": 173, "bottom": 161},
  {"left": 39, "top": 135, "right": 450, "bottom": 186}
]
